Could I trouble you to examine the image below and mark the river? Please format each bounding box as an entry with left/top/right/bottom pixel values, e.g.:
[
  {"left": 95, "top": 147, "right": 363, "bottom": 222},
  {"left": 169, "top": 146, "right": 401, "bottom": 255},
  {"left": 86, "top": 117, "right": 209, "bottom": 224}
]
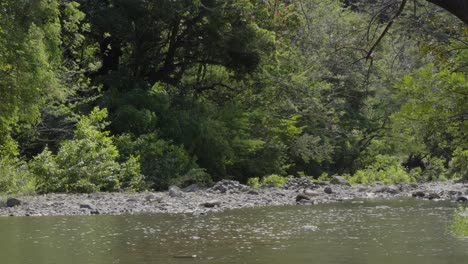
[{"left": 0, "top": 198, "right": 466, "bottom": 264}]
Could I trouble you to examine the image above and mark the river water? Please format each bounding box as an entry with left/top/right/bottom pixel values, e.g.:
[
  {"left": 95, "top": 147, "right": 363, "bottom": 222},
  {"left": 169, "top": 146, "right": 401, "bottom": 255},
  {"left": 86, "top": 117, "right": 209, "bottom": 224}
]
[{"left": 0, "top": 198, "right": 466, "bottom": 264}]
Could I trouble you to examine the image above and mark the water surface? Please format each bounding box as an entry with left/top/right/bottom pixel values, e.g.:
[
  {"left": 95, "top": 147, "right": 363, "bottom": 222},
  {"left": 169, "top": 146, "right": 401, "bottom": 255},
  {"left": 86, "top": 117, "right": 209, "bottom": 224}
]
[{"left": 0, "top": 199, "right": 466, "bottom": 264}]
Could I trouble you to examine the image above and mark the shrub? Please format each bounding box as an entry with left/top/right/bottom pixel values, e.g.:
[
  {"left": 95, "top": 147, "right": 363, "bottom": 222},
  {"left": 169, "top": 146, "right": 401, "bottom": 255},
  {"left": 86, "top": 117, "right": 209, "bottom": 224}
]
[
  {"left": 348, "top": 154, "right": 416, "bottom": 184},
  {"left": 168, "top": 168, "right": 213, "bottom": 188},
  {"left": 30, "top": 108, "right": 142, "bottom": 193},
  {"left": 115, "top": 133, "right": 201, "bottom": 190},
  {"left": 0, "top": 156, "right": 36, "bottom": 194},
  {"left": 247, "top": 177, "right": 260, "bottom": 188},
  {"left": 450, "top": 147, "right": 468, "bottom": 180},
  {"left": 262, "top": 174, "right": 290, "bottom": 187}
]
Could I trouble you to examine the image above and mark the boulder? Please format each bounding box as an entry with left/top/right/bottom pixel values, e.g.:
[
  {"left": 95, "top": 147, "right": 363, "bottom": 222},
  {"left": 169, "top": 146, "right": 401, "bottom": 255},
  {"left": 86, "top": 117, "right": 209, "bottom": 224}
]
[
  {"left": 427, "top": 193, "right": 441, "bottom": 200},
  {"left": 182, "top": 184, "right": 200, "bottom": 193},
  {"left": 324, "top": 186, "right": 333, "bottom": 194},
  {"left": 6, "top": 197, "right": 22, "bottom": 207},
  {"left": 456, "top": 196, "right": 468, "bottom": 202},
  {"left": 330, "top": 176, "right": 351, "bottom": 186},
  {"left": 375, "top": 186, "right": 400, "bottom": 195},
  {"left": 200, "top": 200, "right": 221, "bottom": 208},
  {"left": 168, "top": 185, "right": 183, "bottom": 198},
  {"left": 79, "top": 202, "right": 96, "bottom": 210},
  {"left": 412, "top": 191, "right": 425, "bottom": 198},
  {"left": 296, "top": 194, "right": 311, "bottom": 202},
  {"left": 247, "top": 189, "right": 259, "bottom": 195},
  {"left": 304, "top": 189, "right": 320, "bottom": 196}
]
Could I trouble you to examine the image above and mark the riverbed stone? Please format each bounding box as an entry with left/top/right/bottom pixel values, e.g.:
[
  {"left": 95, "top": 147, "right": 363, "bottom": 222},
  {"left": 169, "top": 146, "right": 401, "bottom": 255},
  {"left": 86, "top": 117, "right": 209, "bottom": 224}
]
[
  {"left": 456, "top": 196, "right": 468, "bottom": 202},
  {"left": 182, "top": 184, "right": 200, "bottom": 193},
  {"left": 376, "top": 186, "right": 400, "bottom": 195},
  {"left": 412, "top": 191, "right": 425, "bottom": 198},
  {"left": 79, "top": 202, "right": 96, "bottom": 210},
  {"left": 296, "top": 194, "right": 311, "bottom": 202},
  {"left": 6, "top": 198, "right": 22, "bottom": 207},
  {"left": 427, "top": 193, "right": 441, "bottom": 200},
  {"left": 169, "top": 186, "right": 183, "bottom": 197},
  {"left": 200, "top": 200, "right": 221, "bottom": 208},
  {"left": 330, "top": 176, "right": 351, "bottom": 186},
  {"left": 303, "top": 189, "right": 320, "bottom": 196},
  {"left": 324, "top": 186, "right": 333, "bottom": 194}
]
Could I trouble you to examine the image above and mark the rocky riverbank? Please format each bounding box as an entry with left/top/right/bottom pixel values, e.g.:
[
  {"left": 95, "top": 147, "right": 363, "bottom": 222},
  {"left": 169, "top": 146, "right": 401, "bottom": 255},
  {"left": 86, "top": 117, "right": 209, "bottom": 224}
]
[{"left": 1, "top": 177, "right": 467, "bottom": 217}]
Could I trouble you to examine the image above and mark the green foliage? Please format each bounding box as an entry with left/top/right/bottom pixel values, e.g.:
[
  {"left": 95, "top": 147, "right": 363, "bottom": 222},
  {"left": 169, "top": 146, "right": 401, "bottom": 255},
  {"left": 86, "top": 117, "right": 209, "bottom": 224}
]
[
  {"left": 115, "top": 133, "right": 199, "bottom": 190},
  {"left": 168, "top": 168, "right": 213, "bottom": 188},
  {"left": 247, "top": 177, "right": 260, "bottom": 188},
  {"left": 451, "top": 207, "right": 468, "bottom": 237},
  {"left": 450, "top": 148, "right": 468, "bottom": 180},
  {"left": 348, "top": 155, "right": 416, "bottom": 184},
  {"left": 30, "top": 108, "right": 142, "bottom": 193},
  {"left": 0, "top": 156, "right": 35, "bottom": 194},
  {"left": 0, "top": 0, "right": 63, "bottom": 155},
  {"left": 261, "top": 174, "right": 291, "bottom": 187}
]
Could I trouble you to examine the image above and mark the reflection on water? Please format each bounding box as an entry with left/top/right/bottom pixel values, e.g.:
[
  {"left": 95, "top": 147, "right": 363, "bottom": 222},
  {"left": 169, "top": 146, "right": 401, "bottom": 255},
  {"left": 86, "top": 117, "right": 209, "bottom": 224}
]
[{"left": 0, "top": 199, "right": 467, "bottom": 264}]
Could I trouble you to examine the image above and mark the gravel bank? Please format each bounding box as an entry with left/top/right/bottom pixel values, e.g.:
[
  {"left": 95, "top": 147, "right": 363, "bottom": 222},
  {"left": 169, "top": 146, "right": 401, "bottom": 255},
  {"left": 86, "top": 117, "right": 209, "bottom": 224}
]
[{"left": 1, "top": 178, "right": 467, "bottom": 217}]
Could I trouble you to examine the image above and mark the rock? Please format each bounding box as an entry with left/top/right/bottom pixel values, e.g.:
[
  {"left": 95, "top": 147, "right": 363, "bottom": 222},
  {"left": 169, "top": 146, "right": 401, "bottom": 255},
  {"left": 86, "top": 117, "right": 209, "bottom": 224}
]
[
  {"left": 182, "top": 184, "right": 200, "bottom": 193},
  {"left": 282, "top": 177, "right": 315, "bottom": 190},
  {"left": 79, "top": 202, "right": 96, "bottom": 210},
  {"left": 303, "top": 189, "right": 320, "bottom": 196},
  {"left": 456, "top": 196, "right": 468, "bottom": 202},
  {"left": 412, "top": 191, "right": 425, "bottom": 198},
  {"left": 330, "top": 176, "right": 351, "bottom": 186},
  {"left": 90, "top": 210, "right": 100, "bottom": 215},
  {"left": 324, "top": 186, "right": 333, "bottom": 194},
  {"left": 296, "top": 194, "right": 311, "bottom": 202},
  {"left": 247, "top": 189, "right": 259, "bottom": 195},
  {"left": 200, "top": 200, "right": 221, "bottom": 208},
  {"left": 6, "top": 197, "right": 22, "bottom": 207},
  {"left": 144, "top": 194, "right": 155, "bottom": 201},
  {"left": 376, "top": 186, "right": 400, "bottom": 194},
  {"left": 427, "top": 193, "right": 441, "bottom": 200},
  {"left": 168, "top": 186, "right": 183, "bottom": 197}
]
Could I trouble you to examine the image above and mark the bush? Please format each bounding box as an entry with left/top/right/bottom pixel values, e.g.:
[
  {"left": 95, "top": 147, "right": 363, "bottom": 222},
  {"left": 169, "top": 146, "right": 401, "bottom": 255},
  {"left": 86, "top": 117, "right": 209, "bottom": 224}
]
[
  {"left": 30, "top": 108, "right": 142, "bottom": 193},
  {"left": 168, "top": 168, "right": 213, "bottom": 188},
  {"left": 115, "top": 133, "right": 201, "bottom": 190},
  {"left": 247, "top": 174, "right": 291, "bottom": 188},
  {"left": 348, "top": 155, "right": 416, "bottom": 184},
  {"left": 247, "top": 177, "right": 260, "bottom": 188},
  {"left": 0, "top": 156, "right": 36, "bottom": 194},
  {"left": 450, "top": 147, "right": 468, "bottom": 180}
]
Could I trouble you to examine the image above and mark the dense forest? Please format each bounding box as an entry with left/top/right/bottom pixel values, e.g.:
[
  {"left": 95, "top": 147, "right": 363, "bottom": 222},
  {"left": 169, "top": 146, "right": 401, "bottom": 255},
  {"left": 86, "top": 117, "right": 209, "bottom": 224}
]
[{"left": 0, "top": 0, "right": 466, "bottom": 194}]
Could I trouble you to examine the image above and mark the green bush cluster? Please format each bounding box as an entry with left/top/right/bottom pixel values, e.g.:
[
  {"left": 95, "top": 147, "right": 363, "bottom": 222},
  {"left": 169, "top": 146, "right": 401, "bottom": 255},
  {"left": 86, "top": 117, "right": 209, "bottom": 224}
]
[
  {"left": 0, "top": 156, "right": 36, "bottom": 194},
  {"left": 348, "top": 155, "right": 417, "bottom": 185},
  {"left": 115, "top": 133, "right": 201, "bottom": 190},
  {"left": 247, "top": 174, "right": 292, "bottom": 188},
  {"left": 30, "top": 108, "right": 143, "bottom": 193}
]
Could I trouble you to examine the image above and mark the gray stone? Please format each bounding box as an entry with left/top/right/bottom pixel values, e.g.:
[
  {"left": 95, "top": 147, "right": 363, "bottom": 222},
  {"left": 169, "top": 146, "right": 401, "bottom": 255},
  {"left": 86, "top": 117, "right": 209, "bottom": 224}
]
[
  {"left": 376, "top": 186, "right": 400, "bottom": 194},
  {"left": 303, "top": 189, "right": 320, "bottom": 196},
  {"left": 324, "top": 186, "right": 333, "bottom": 194},
  {"left": 296, "top": 194, "right": 311, "bottom": 202},
  {"left": 182, "top": 184, "right": 200, "bottom": 192},
  {"left": 79, "top": 202, "right": 95, "bottom": 210},
  {"left": 330, "top": 176, "right": 351, "bottom": 186},
  {"left": 200, "top": 200, "right": 221, "bottom": 208},
  {"left": 169, "top": 185, "right": 183, "bottom": 197},
  {"left": 247, "top": 189, "right": 259, "bottom": 195},
  {"left": 427, "top": 193, "right": 441, "bottom": 200},
  {"left": 412, "top": 191, "right": 425, "bottom": 198},
  {"left": 456, "top": 196, "right": 468, "bottom": 202},
  {"left": 6, "top": 197, "right": 22, "bottom": 207}
]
